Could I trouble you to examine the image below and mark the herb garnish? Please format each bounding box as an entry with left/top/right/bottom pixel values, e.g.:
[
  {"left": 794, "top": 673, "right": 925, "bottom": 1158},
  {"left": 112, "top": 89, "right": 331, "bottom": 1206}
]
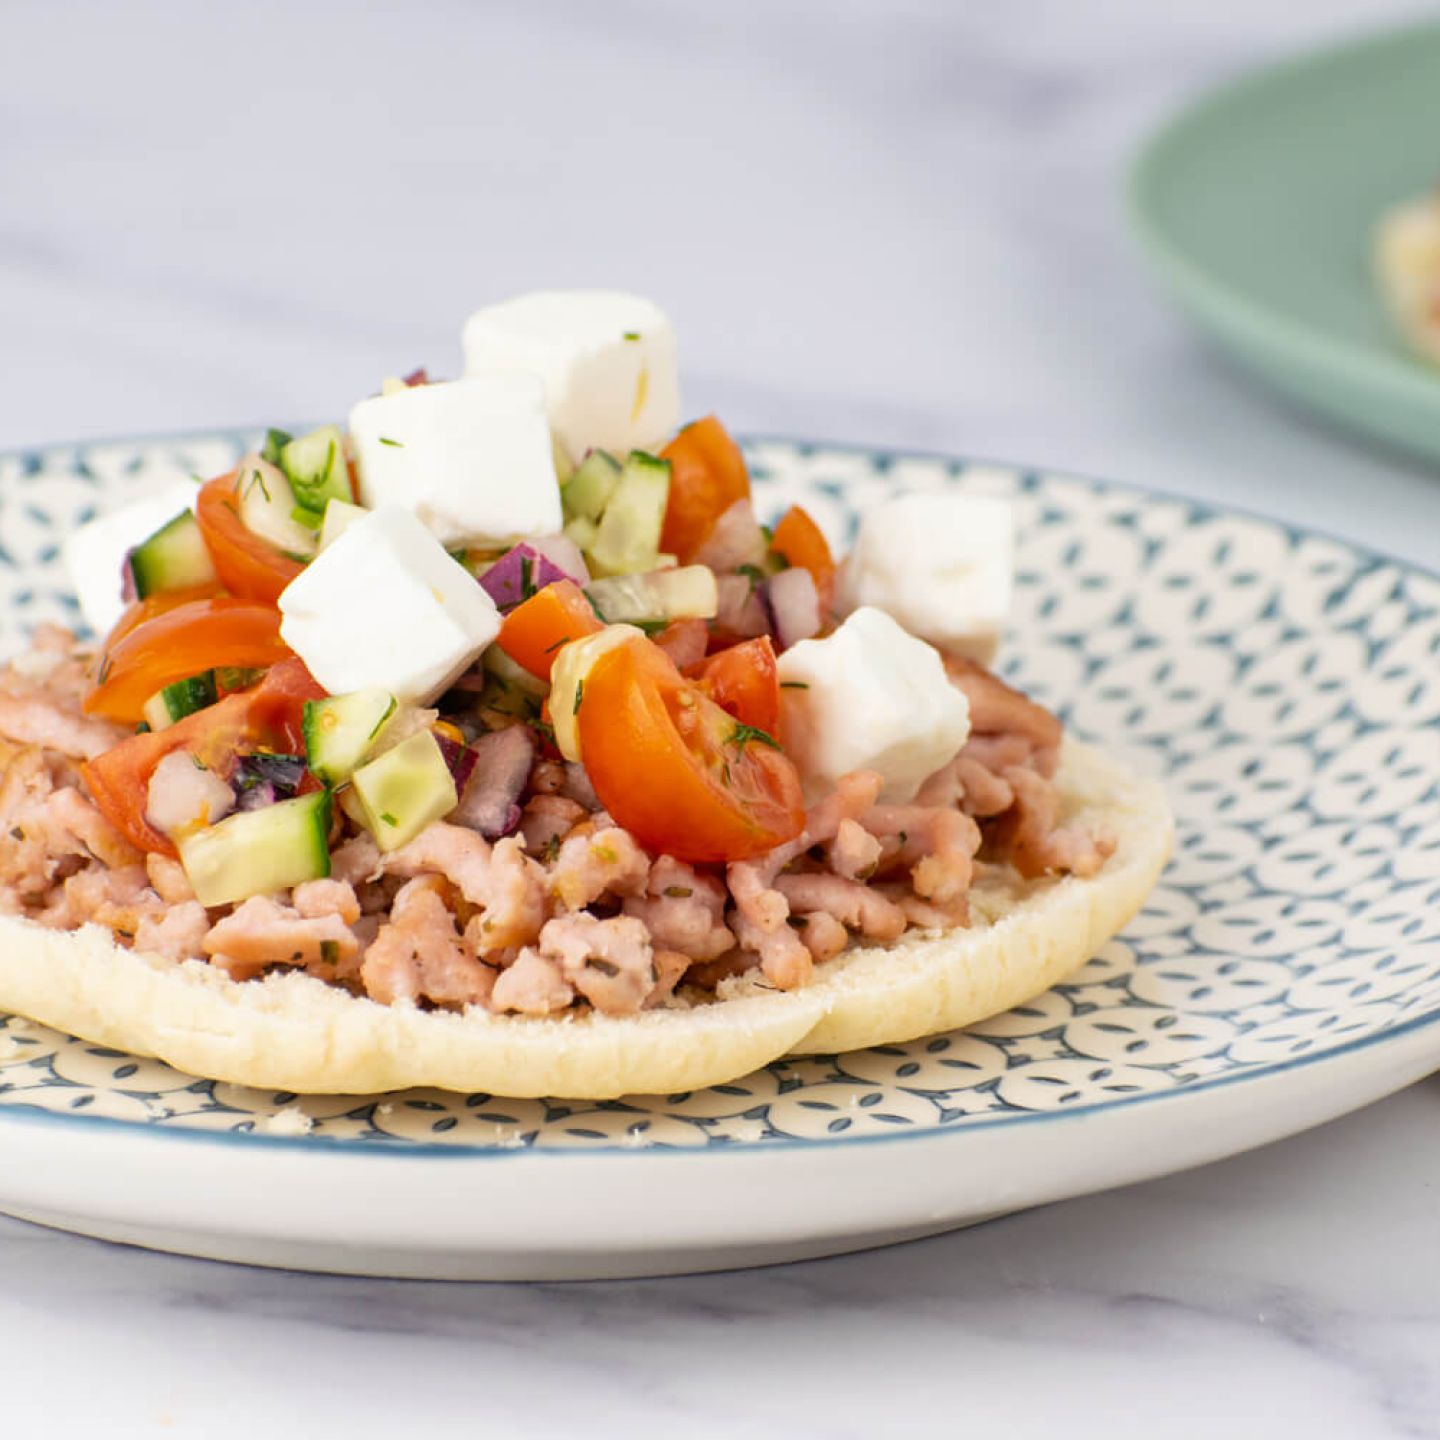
[
  {"left": 380, "top": 811, "right": 399, "bottom": 827},
  {"left": 622, "top": 331, "right": 640, "bottom": 341},
  {"left": 543, "top": 634, "right": 572, "bottom": 654},
  {"left": 520, "top": 554, "right": 534, "bottom": 600},
  {"left": 736, "top": 562, "right": 765, "bottom": 595},
  {"left": 378, "top": 436, "right": 403, "bottom": 448},
  {"left": 572, "top": 679, "right": 585, "bottom": 715},
  {"left": 729, "top": 722, "right": 782, "bottom": 753},
  {"left": 780, "top": 680, "right": 810, "bottom": 690}
]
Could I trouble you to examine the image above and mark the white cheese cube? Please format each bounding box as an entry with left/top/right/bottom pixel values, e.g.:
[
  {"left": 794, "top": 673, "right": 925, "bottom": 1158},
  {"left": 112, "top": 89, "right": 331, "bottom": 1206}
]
[
  {"left": 777, "top": 607, "right": 971, "bottom": 803},
  {"left": 461, "top": 290, "right": 681, "bottom": 463},
  {"left": 349, "top": 376, "right": 561, "bottom": 548},
  {"left": 63, "top": 479, "right": 201, "bottom": 636},
  {"left": 844, "top": 493, "right": 1014, "bottom": 663},
  {"left": 278, "top": 506, "right": 500, "bottom": 702}
]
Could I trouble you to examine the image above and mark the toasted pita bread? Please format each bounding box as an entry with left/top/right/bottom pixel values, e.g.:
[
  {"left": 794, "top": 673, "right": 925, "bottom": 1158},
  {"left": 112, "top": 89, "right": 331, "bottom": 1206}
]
[{"left": 0, "top": 739, "right": 1169, "bottom": 1098}]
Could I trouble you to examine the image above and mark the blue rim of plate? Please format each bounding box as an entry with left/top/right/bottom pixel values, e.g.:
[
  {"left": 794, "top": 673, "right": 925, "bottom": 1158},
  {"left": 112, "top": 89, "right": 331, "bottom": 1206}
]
[
  {"left": 1127, "top": 16, "right": 1440, "bottom": 411},
  {"left": 0, "top": 427, "right": 1436, "bottom": 1160}
]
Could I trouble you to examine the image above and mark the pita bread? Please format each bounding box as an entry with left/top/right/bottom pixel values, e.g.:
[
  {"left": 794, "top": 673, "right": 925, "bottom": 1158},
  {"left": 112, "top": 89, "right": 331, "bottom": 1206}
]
[{"left": 0, "top": 739, "right": 1169, "bottom": 1098}]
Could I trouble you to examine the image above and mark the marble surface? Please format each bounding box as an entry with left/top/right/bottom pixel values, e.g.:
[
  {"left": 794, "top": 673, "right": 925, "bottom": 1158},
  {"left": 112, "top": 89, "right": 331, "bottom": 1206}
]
[{"left": 5, "top": 0, "right": 1440, "bottom": 1435}]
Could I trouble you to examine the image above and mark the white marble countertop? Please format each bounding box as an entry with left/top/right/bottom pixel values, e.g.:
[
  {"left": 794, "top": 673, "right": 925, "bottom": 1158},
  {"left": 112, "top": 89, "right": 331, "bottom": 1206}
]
[{"left": 5, "top": 0, "right": 1440, "bottom": 1434}]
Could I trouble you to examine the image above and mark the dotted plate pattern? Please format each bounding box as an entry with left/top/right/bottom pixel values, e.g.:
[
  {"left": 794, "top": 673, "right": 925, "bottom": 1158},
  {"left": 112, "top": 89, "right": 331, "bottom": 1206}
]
[{"left": 0, "top": 434, "right": 1437, "bottom": 1152}]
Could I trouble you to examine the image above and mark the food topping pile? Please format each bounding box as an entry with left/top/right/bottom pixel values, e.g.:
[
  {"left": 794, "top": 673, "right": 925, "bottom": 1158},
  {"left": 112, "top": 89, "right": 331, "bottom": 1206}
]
[{"left": 0, "top": 291, "right": 1114, "bottom": 1017}]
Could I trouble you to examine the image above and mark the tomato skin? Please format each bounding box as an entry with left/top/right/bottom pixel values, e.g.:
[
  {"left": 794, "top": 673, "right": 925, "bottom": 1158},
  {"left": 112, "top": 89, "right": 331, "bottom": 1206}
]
[
  {"left": 84, "top": 598, "right": 292, "bottom": 725},
  {"left": 578, "top": 637, "right": 804, "bottom": 863},
  {"left": 195, "top": 474, "right": 306, "bottom": 604},
  {"left": 770, "top": 505, "right": 837, "bottom": 610},
  {"left": 81, "top": 659, "right": 324, "bottom": 857},
  {"left": 496, "top": 580, "right": 604, "bottom": 679},
  {"left": 687, "top": 636, "right": 781, "bottom": 736},
  {"left": 104, "top": 584, "right": 226, "bottom": 652},
  {"left": 659, "top": 417, "right": 751, "bottom": 563},
  {"left": 652, "top": 617, "right": 710, "bottom": 670}
]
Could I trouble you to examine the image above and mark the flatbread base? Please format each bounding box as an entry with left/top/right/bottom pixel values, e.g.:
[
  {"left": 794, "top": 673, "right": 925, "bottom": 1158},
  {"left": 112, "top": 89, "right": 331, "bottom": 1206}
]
[{"left": 0, "top": 739, "right": 1170, "bottom": 1098}]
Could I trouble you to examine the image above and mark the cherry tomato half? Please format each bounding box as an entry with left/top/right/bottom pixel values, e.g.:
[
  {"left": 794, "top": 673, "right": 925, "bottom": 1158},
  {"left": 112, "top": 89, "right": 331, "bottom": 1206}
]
[
  {"left": 659, "top": 416, "right": 751, "bottom": 563},
  {"left": 85, "top": 598, "right": 292, "bottom": 725},
  {"left": 496, "top": 580, "right": 604, "bottom": 680},
  {"left": 195, "top": 474, "right": 306, "bottom": 604},
  {"left": 577, "top": 636, "right": 804, "bottom": 863},
  {"left": 81, "top": 659, "right": 325, "bottom": 856},
  {"left": 770, "top": 504, "right": 837, "bottom": 611},
  {"left": 687, "top": 635, "right": 781, "bottom": 736}
]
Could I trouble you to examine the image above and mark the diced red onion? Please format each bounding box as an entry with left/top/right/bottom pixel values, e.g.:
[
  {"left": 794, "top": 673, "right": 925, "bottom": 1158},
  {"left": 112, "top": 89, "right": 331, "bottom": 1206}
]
[
  {"left": 452, "top": 725, "right": 536, "bottom": 838},
  {"left": 692, "top": 499, "right": 767, "bottom": 572},
  {"left": 526, "top": 533, "right": 590, "bottom": 584},
  {"left": 653, "top": 617, "right": 710, "bottom": 670},
  {"left": 402, "top": 367, "right": 430, "bottom": 387},
  {"left": 434, "top": 733, "right": 479, "bottom": 794},
  {"left": 231, "top": 752, "right": 306, "bottom": 810},
  {"left": 478, "top": 544, "right": 577, "bottom": 612},
  {"left": 763, "top": 566, "right": 821, "bottom": 652},
  {"left": 713, "top": 573, "right": 770, "bottom": 640}
]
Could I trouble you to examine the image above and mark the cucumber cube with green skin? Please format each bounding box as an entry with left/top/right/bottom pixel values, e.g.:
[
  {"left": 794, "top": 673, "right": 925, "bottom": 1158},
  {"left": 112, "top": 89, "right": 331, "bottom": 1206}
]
[
  {"left": 562, "top": 514, "right": 598, "bottom": 552},
  {"left": 280, "top": 424, "right": 351, "bottom": 517},
  {"left": 142, "top": 670, "right": 219, "bottom": 731},
  {"left": 562, "top": 449, "right": 623, "bottom": 523},
  {"left": 587, "top": 451, "right": 671, "bottom": 577},
  {"left": 318, "top": 497, "right": 369, "bottom": 551},
  {"left": 127, "top": 510, "right": 219, "bottom": 598},
  {"left": 303, "top": 688, "right": 399, "bottom": 785},
  {"left": 350, "top": 730, "right": 458, "bottom": 852},
  {"left": 177, "top": 791, "right": 331, "bottom": 907},
  {"left": 259, "top": 428, "right": 294, "bottom": 467}
]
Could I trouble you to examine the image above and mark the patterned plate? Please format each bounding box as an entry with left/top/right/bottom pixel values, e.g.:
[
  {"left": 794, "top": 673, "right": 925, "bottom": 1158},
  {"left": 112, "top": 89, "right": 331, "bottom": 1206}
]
[{"left": 0, "top": 434, "right": 1436, "bottom": 1279}]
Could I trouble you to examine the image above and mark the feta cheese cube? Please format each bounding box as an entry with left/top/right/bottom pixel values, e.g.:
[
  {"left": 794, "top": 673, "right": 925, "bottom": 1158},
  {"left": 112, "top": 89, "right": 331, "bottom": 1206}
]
[
  {"left": 461, "top": 290, "right": 681, "bottom": 463},
  {"left": 278, "top": 506, "right": 500, "bottom": 702},
  {"left": 777, "top": 607, "right": 971, "bottom": 803},
  {"left": 349, "top": 376, "right": 561, "bottom": 548},
  {"left": 63, "top": 479, "right": 201, "bottom": 636},
  {"left": 844, "top": 493, "right": 1014, "bottom": 663}
]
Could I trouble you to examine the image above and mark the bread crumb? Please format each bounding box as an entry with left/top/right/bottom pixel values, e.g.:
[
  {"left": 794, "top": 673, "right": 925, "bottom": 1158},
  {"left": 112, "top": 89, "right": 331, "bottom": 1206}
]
[{"left": 257, "top": 1106, "right": 313, "bottom": 1137}]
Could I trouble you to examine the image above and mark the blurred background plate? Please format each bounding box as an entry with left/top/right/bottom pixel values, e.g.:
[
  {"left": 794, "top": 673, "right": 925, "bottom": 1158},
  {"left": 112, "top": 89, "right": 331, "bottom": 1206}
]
[{"left": 1130, "top": 18, "right": 1440, "bottom": 464}]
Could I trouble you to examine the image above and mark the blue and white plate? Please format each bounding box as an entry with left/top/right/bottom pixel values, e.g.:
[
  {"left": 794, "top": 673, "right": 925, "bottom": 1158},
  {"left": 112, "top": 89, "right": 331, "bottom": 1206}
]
[{"left": 0, "top": 434, "right": 1436, "bottom": 1279}]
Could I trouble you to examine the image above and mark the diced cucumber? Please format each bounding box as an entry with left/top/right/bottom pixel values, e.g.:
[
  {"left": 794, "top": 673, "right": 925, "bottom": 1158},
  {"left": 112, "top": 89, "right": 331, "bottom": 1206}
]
[
  {"left": 483, "top": 644, "right": 548, "bottom": 697},
  {"left": 279, "top": 424, "right": 351, "bottom": 517},
  {"left": 318, "top": 497, "right": 368, "bottom": 551},
  {"left": 587, "top": 451, "right": 671, "bottom": 577},
  {"left": 127, "top": 510, "right": 219, "bottom": 598},
  {"left": 142, "top": 671, "right": 218, "bottom": 732},
  {"left": 214, "top": 666, "right": 264, "bottom": 693},
  {"left": 177, "top": 791, "right": 331, "bottom": 907},
  {"left": 584, "top": 565, "right": 718, "bottom": 623},
  {"left": 259, "top": 428, "right": 293, "bottom": 467},
  {"left": 562, "top": 515, "right": 598, "bottom": 552},
  {"left": 350, "top": 730, "right": 457, "bottom": 852},
  {"left": 562, "top": 449, "right": 623, "bottom": 523},
  {"left": 303, "top": 687, "right": 398, "bottom": 785},
  {"left": 548, "top": 624, "right": 645, "bottom": 763},
  {"left": 235, "top": 459, "right": 319, "bottom": 560}
]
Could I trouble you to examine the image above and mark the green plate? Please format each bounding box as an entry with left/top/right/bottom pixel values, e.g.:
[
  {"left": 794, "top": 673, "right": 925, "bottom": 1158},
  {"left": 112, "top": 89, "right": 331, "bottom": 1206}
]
[{"left": 1130, "top": 19, "right": 1440, "bottom": 464}]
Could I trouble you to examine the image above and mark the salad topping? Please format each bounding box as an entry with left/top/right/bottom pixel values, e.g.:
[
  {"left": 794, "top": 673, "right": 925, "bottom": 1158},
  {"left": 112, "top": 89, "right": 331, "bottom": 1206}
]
[{"left": 1, "top": 289, "right": 1117, "bottom": 1020}]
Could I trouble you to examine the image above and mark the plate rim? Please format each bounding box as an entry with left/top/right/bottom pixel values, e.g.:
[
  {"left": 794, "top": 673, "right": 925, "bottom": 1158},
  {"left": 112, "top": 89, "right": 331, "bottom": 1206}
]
[
  {"left": 1127, "top": 16, "right": 1440, "bottom": 414},
  {"left": 1, "top": 427, "right": 1437, "bottom": 1161}
]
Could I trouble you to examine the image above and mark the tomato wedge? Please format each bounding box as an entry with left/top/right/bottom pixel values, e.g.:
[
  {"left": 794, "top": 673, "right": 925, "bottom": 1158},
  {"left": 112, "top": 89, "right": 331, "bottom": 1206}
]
[
  {"left": 496, "top": 580, "right": 603, "bottom": 679},
  {"left": 195, "top": 473, "right": 306, "bottom": 604},
  {"left": 687, "top": 636, "right": 781, "bottom": 736},
  {"left": 85, "top": 598, "right": 292, "bottom": 725},
  {"left": 770, "top": 505, "right": 837, "bottom": 610},
  {"left": 81, "top": 658, "right": 325, "bottom": 856},
  {"left": 659, "top": 416, "right": 751, "bottom": 563},
  {"left": 103, "top": 583, "right": 225, "bottom": 651},
  {"left": 577, "top": 636, "right": 804, "bottom": 863}
]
